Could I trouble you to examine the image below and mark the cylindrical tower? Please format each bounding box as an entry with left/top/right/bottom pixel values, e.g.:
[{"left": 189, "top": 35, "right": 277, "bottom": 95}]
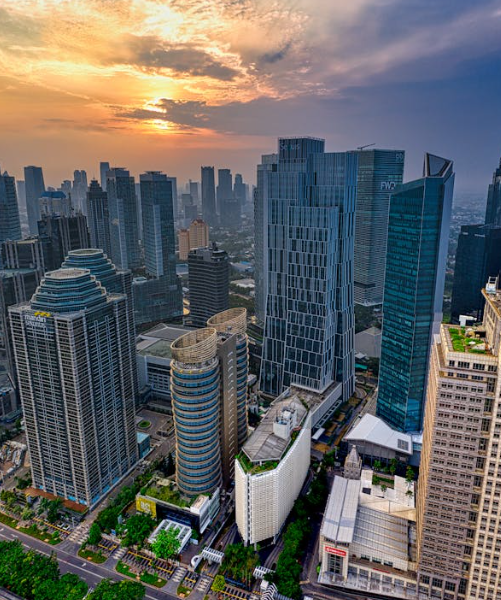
[
  {"left": 208, "top": 308, "right": 249, "bottom": 446},
  {"left": 170, "top": 328, "right": 222, "bottom": 497}
]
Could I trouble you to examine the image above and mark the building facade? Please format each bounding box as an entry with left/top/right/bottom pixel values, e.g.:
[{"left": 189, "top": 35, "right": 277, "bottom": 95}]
[
  {"left": 217, "top": 168, "right": 233, "bottom": 216},
  {"left": 354, "top": 149, "right": 405, "bottom": 306},
  {"left": 259, "top": 138, "right": 357, "bottom": 400},
  {"left": 24, "top": 166, "right": 45, "bottom": 235},
  {"left": 188, "top": 244, "right": 229, "bottom": 328},
  {"left": 484, "top": 157, "right": 501, "bottom": 226},
  {"left": 451, "top": 225, "right": 501, "bottom": 323},
  {"left": 178, "top": 219, "right": 209, "bottom": 260},
  {"left": 0, "top": 170, "right": 22, "bottom": 246},
  {"left": 86, "top": 180, "right": 111, "bottom": 257},
  {"left": 38, "top": 214, "right": 90, "bottom": 270},
  {"left": 377, "top": 154, "right": 454, "bottom": 433},
  {"left": 201, "top": 166, "right": 217, "bottom": 226},
  {"left": 9, "top": 268, "right": 138, "bottom": 507},
  {"left": 99, "top": 161, "right": 110, "bottom": 192},
  {"left": 107, "top": 168, "right": 141, "bottom": 270}
]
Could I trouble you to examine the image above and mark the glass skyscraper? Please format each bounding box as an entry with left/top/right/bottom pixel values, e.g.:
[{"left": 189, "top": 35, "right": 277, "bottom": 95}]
[
  {"left": 201, "top": 166, "right": 217, "bottom": 226},
  {"left": 376, "top": 153, "right": 454, "bottom": 433},
  {"left": 0, "top": 169, "right": 22, "bottom": 246},
  {"left": 259, "top": 138, "right": 357, "bottom": 399},
  {"left": 24, "top": 165, "right": 45, "bottom": 235},
  {"left": 484, "top": 156, "right": 501, "bottom": 225},
  {"left": 86, "top": 180, "right": 111, "bottom": 257},
  {"left": 354, "top": 149, "right": 405, "bottom": 306}
]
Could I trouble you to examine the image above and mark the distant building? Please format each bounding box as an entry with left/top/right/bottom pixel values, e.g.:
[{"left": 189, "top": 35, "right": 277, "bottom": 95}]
[
  {"left": 24, "top": 166, "right": 45, "bottom": 235},
  {"left": 354, "top": 327, "right": 382, "bottom": 359},
  {"left": 451, "top": 224, "right": 501, "bottom": 323},
  {"left": 201, "top": 167, "right": 217, "bottom": 226},
  {"left": 1, "top": 237, "right": 51, "bottom": 272},
  {"left": 167, "top": 176, "right": 178, "bottom": 220},
  {"left": 0, "top": 169, "right": 22, "bottom": 246},
  {"left": 39, "top": 190, "right": 72, "bottom": 218},
  {"left": 220, "top": 198, "right": 241, "bottom": 230},
  {"left": 132, "top": 275, "right": 183, "bottom": 330},
  {"left": 377, "top": 154, "right": 454, "bottom": 433},
  {"left": 86, "top": 180, "right": 111, "bottom": 256},
  {"left": 354, "top": 149, "right": 405, "bottom": 306},
  {"left": 99, "top": 161, "right": 110, "bottom": 192},
  {"left": 178, "top": 219, "right": 209, "bottom": 260},
  {"left": 188, "top": 244, "right": 229, "bottom": 328},
  {"left": 484, "top": 156, "right": 501, "bottom": 225},
  {"left": 10, "top": 268, "right": 138, "bottom": 507},
  {"left": 37, "top": 213, "right": 90, "bottom": 271},
  {"left": 217, "top": 168, "right": 233, "bottom": 216},
  {"left": 107, "top": 167, "right": 141, "bottom": 270},
  {"left": 72, "top": 170, "right": 88, "bottom": 214}
]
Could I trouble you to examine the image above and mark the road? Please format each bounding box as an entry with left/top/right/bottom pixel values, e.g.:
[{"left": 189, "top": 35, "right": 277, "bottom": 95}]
[{"left": 0, "top": 525, "right": 177, "bottom": 600}]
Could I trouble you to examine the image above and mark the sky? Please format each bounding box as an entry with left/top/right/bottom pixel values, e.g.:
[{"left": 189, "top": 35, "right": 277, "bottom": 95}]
[{"left": 0, "top": 0, "right": 501, "bottom": 192}]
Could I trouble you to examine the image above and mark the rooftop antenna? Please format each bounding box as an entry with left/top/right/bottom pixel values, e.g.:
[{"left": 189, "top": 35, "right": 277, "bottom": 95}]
[{"left": 357, "top": 143, "right": 376, "bottom": 151}]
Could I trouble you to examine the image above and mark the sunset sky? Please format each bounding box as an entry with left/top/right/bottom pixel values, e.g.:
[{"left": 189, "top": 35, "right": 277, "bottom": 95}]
[{"left": 1, "top": 0, "right": 501, "bottom": 190}]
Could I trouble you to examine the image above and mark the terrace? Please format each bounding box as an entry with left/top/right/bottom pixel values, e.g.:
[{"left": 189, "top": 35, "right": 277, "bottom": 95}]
[{"left": 445, "top": 326, "right": 490, "bottom": 355}]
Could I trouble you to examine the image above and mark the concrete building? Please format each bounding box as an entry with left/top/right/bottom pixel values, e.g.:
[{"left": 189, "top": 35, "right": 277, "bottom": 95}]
[
  {"left": 354, "top": 326, "right": 382, "bottom": 359},
  {"left": 377, "top": 154, "right": 454, "bottom": 433},
  {"left": 9, "top": 267, "right": 138, "bottom": 507},
  {"left": 259, "top": 138, "right": 356, "bottom": 401},
  {"left": 416, "top": 280, "right": 501, "bottom": 599},
  {"left": 235, "top": 392, "right": 310, "bottom": 547},
  {"left": 178, "top": 219, "right": 209, "bottom": 260},
  {"left": 188, "top": 244, "right": 229, "bottom": 328}
]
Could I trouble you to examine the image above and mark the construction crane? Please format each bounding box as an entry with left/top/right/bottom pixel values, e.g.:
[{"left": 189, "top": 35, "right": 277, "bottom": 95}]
[{"left": 357, "top": 143, "right": 376, "bottom": 151}]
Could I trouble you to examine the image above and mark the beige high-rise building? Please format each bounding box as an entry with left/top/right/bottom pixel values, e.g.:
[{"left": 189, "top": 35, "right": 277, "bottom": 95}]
[
  {"left": 178, "top": 218, "right": 209, "bottom": 260},
  {"left": 417, "top": 278, "right": 501, "bottom": 600}
]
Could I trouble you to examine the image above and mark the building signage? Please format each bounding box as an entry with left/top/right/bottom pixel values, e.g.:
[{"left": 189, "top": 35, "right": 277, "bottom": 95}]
[
  {"left": 380, "top": 181, "right": 397, "bottom": 191},
  {"left": 136, "top": 496, "right": 157, "bottom": 519},
  {"left": 325, "top": 545, "right": 346, "bottom": 557}
]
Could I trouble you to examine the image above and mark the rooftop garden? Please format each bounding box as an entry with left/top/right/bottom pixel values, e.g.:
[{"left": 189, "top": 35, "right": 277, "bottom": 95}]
[
  {"left": 236, "top": 452, "right": 278, "bottom": 475},
  {"left": 143, "top": 482, "right": 192, "bottom": 508},
  {"left": 449, "top": 327, "right": 488, "bottom": 354}
]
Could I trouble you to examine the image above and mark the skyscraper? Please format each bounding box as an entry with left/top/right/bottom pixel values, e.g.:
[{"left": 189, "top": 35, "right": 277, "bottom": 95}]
[
  {"left": 484, "top": 156, "right": 501, "bottom": 225},
  {"left": 377, "top": 154, "right": 454, "bottom": 433},
  {"left": 16, "top": 180, "right": 26, "bottom": 216},
  {"left": 451, "top": 225, "right": 501, "bottom": 323},
  {"left": 140, "top": 171, "right": 176, "bottom": 278},
  {"left": 99, "top": 161, "right": 110, "bottom": 192},
  {"left": 107, "top": 168, "right": 141, "bottom": 270},
  {"left": 188, "top": 244, "right": 229, "bottom": 328},
  {"left": 72, "top": 170, "right": 88, "bottom": 214},
  {"left": 167, "top": 176, "right": 178, "bottom": 220},
  {"left": 217, "top": 168, "right": 233, "bottom": 215},
  {"left": 354, "top": 149, "right": 405, "bottom": 306},
  {"left": 189, "top": 180, "right": 199, "bottom": 209},
  {"left": 24, "top": 166, "right": 45, "bottom": 235},
  {"left": 86, "top": 180, "right": 111, "bottom": 256},
  {"left": 254, "top": 154, "right": 278, "bottom": 324},
  {"left": 39, "top": 190, "right": 72, "bottom": 218},
  {"left": 201, "top": 166, "right": 217, "bottom": 226},
  {"left": 178, "top": 219, "right": 209, "bottom": 260},
  {"left": 38, "top": 213, "right": 90, "bottom": 270},
  {"left": 0, "top": 169, "right": 22, "bottom": 245},
  {"left": 259, "top": 138, "right": 357, "bottom": 400},
  {"left": 416, "top": 282, "right": 501, "bottom": 599},
  {"left": 234, "top": 173, "right": 246, "bottom": 206},
  {"left": 9, "top": 268, "right": 138, "bottom": 507}
]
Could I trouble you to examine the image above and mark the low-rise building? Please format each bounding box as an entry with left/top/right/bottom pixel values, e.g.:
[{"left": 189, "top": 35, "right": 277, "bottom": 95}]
[{"left": 148, "top": 518, "right": 192, "bottom": 553}]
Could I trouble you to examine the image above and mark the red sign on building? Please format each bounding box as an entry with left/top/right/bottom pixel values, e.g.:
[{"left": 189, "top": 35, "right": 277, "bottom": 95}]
[{"left": 325, "top": 546, "right": 347, "bottom": 557}]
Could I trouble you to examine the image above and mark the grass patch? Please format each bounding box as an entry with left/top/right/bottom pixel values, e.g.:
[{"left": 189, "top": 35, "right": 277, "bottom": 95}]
[
  {"left": 78, "top": 547, "right": 107, "bottom": 564},
  {"left": 0, "top": 511, "right": 18, "bottom": 528},
  {"left": 144, "top": 484, "right": 191, "bottom": 508},
  {"left": 236, "top": 452, "right": 278, "bottom": 475},
  {"left": 372, "top": 474, "right": 394, "bottom": 489},
  {"left": 177, "top": 584, "right": 191, "bottom": 597},
  {"left": 18, "top": 523, "right": 61, "bottom": 545},
  {"left": 140, "top": 571, "right": 166, "bottom": 588},
  {"left": 117, "top": 560, "right": 139, "bottom": 579},
  {"left": 138, "top": 420, "right": 151, "bottom": 429}
]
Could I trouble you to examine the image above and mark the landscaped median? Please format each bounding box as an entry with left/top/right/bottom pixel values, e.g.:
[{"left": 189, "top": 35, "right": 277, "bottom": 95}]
[
  {"left": 0, "top": 511, "right": 61, "bottom": 545},
  {"left": 78, "top": 547, "right": 107, "bottom": 564},
  {"left": 116, "top": 560, "right": 167, "bottom": 588},
  {"left": 177, "top": 583, "right": 192, "bottom": 597}
]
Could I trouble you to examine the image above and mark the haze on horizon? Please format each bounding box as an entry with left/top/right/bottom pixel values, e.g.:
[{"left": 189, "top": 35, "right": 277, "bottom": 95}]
[{"left": 0, "top": 0, "right": 500, "bottom": 191}]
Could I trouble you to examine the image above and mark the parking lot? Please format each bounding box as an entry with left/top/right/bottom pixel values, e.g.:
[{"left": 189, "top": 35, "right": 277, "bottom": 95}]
[{"left": 122, "top": 548, "right": 176, "bottom": 579}]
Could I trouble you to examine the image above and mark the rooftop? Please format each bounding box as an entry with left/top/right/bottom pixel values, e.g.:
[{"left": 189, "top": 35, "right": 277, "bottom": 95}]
[
  {"left": 321, "top": 476, "right": 360, "bottom": 544},
  {"left": 138, "top": 338, "right": 173, "bottom": 359},
  {"left": 443, "top": 325, "right": 490, "bottom": 355},
  {"left": 345, "top": 414, "right": 412, "bottom": 456},
  {"left": 241, "top": 394, "right": 308, "bottom": 464}
]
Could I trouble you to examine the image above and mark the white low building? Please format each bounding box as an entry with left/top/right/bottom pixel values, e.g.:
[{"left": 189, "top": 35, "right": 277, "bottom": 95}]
[
  {"left": 148, "top": 518, "right": 192, "bottom": 553},
  {"left": 235, "top": 394, "right": 311, "bottom": 547}
]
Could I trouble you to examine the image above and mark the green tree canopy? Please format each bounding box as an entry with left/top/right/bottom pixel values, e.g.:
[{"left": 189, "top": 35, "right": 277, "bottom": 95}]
[
  {"left": 121, "top": 514, "right": 156, "bottom": 548},
  {"left": 87, "top": 522, "right": 102, "bottom": 546},
  {"left": 88, "top": 579, "right": 145, "bottom": 600},
  {"left": 151, "top": 527, "right": 181, "bottom": 560}
]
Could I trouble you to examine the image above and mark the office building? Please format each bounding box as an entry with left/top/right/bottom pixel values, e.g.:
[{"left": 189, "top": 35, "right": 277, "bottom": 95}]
[
  {"left": 86, "top": 180, "right": 111, "bottom": 256},
  {"left": 140, "top": 171, "right": 177, "bottom": 278},
  {"left": 132, "top": 275, "right": 183, "bottom": 330},
  {"left": 1, "top": 237, "right": 51, "bottom": 272},
  {"left": 16, "top": 180, "right": 26, "bottom": 216},
  {"left": 167, "top": 176, "right": 179, "bottom": 220},
  {"left": 484, "top": 157, "right": 501, "bottom": 226},
  {"left": 377, "top": 154, "right": 454, "bottom": 433},
  {"left": 254, "top": 154, "right": 278, "bottom": 323},
  {"left": 416, "top": 282, "right": 501, "bottom": 599},
  {"left": 234, "top": 173, "right": 247, "bottom": 206},
  {"left": 259, "top": 138, "right": 357, "bottom": 400},
  {"left": 451, "top": 225, "right": 501, "bottom": 323},
  {"left": 217, "top": 168, "right": 233, "bottom": 215},
  {"left": 39, "top": 190, "right": 72, "bottom": 218},
  {"left": 208, "top": 308, "right": 249, "bottom": 486},
  {"left": 188, "top": 244, "right": 229, "bottom": 328},
  {"left": 201, "top": 166, "right": 217, "bottom": 226},
  {"left": 38, "top": 213, "right": 90, "bottom": 271},
  {"left": 0, "top": 170, "right": 22, "bottom": 245},
  {"left": 99, "top": 161, "right": 110, "bottom": 192},
  {"left": 354, "top": 149, "right": 405, "bottom": 306},
  {"left": 107, "top": 168, "right": 141, "bottom": 270},
  {"left": 72, "top": 170, "right": 88, "bottom": 213},
  {"left": 220, "top": 198, "right": 241, "bottom": 230},
  {"left": 9, "top": 267, "right": 138, "bottom": 507},
  {"left": 189, "top": 181, "right": 199, "bottom": 209},
  {"left": 235, "top": 390, "right": 311, "bottom": 547},
  {"left": 178, "top": 219, "right": 209, "bottom": 260},
  {"left": 24, "top": 166, "right": 45, "bottom": 235}
]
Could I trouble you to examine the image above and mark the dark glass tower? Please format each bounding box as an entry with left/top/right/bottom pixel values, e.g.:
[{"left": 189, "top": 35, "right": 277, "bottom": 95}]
[
  {"left": 24, "top": 166, "right": 45, "bottom": 235},
  {"left": 451, "top": 225, "right": 501, "bottom": 323},
  {"left": 484, "top": 157, "right": 501, "bottom": 225},
  {"left": 377, "top": 154, "right": 454, "bottom": 432},
  {"left": 259, "top": 138, "right": 357, "bottom": 400},
  {"left": 217, "top": 168, "right": 233, "bottom": 215},
  {"left": 0, "top": 169, "right": 22, "bottom": 245},
  {"left": 201, "top": 166, "right": 217, "bottom": 226},
  {"left": 86, "top": 180, "right": 111, "bottom": 257}
]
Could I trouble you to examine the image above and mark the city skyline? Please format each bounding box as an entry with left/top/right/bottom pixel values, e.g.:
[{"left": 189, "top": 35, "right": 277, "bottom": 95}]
[{"left": 1, "top": 1, "right": 500, "bottom": 190}]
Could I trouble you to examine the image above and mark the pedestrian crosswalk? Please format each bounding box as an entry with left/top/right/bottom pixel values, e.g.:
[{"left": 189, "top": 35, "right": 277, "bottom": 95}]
[
  {"left": 196, "top": 575, "right": 212, "bottom": 594},
  {"left": 171, "top": 566, "right": 187, "bottom": 583},
  {"left": 67, "top": 523, "right": 89, "bottom": 545}
]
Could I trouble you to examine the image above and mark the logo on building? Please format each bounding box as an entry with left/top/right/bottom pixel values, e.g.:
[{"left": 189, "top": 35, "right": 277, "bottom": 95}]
[
  {"left": 136, "top": 496, "right": 157, "bottom": 518},
  {"left": 325, "top": 545, "right": 346, "bottom": 557},
  {"left": 380, "top": 181, "right": 397, "bottom": 191}
]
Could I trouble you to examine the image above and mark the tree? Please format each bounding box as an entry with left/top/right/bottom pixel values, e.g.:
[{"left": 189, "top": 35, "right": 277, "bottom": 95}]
[
  {"left": 406, "top": 466, "right": 414, "bottom": 483},
  {"left": 88, "top": 579, "right": 145, "bottom": 600},
  {"left": 87, "top": 522, "right": 102, "bottom": 546},
  {"left": 47, "top": 498, "right": 63, "bottom": 523},
  {"left": 21, "top": 507, "right": 34, "bottom": 521},
  {"left": 121, "top": 514, "right": 156, "bottom": 548},
  {"left": 212, "top": 575, "right": 226, "bottom": 593},
  {"left": 389, "top": 458, "right": 398, "bottom": 476},
  {"left": 373, "top": 460, "right": 382, "bottom": 473},
  {"left": 151, "top": 527, "right": 181, "bottom": 560},
  {"left": 221, "top": 543, "right": 259, "bottom": 586}
]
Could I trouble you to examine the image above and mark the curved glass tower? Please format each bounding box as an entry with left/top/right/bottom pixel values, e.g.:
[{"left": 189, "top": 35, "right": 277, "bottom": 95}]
[{"left": 171, "top": 328, "right": 222, "bottom": 497}]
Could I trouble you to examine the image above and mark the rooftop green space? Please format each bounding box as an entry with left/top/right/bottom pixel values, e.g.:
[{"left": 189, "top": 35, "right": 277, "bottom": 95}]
[
  {"left": 448, "top": 327, "right": 488, "bottom": 354},
  {"left": 143, "top": 482, "right": 193, "bottom": 508},
  {"left": 236, "top": 452, "right": 278, "bottom": 475}
]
